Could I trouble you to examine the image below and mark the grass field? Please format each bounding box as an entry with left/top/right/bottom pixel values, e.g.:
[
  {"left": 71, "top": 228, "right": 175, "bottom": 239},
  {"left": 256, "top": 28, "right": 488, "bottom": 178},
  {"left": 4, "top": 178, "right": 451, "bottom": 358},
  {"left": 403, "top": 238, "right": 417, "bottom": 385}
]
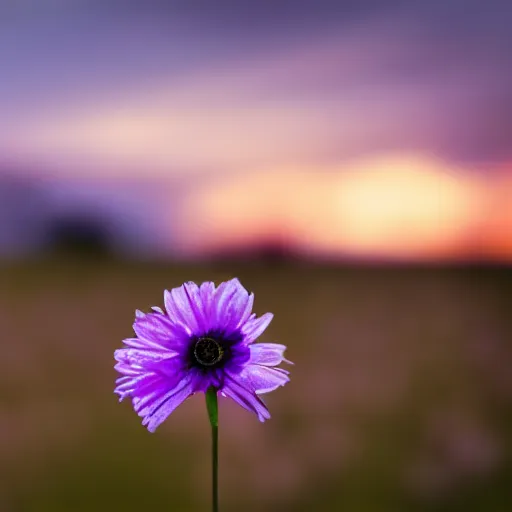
[{"left": 1, "top": 258, "right": 511, "bottom": 511}]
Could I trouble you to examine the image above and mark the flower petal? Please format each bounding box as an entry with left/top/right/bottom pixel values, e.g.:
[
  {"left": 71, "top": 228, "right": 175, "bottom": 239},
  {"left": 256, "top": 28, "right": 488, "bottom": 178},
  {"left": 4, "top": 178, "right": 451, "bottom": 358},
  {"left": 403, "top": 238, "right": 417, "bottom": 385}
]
[
  {"left": 135, "top": 378, "right": 187, "bottom": 418},
  {"left": 140, "top": 380, "right": 195, "bottom": 432},
  {"left": 133, "top": 377, "right": 181, "bottom": 415},
  {"left": 249, "top": 343, "right": 292, "bottom": 366},
  {"left": 241, "top": 313, "right": 273, "bottom": 344},
  {"left": 120, "top": 337, "right": 166, "bottom": 351},
  {"left": 199, "top": 281, "right": 216, "bottom": 324},
  {"left": 133, "top": 313, "right": 190, "bottom": 350},
  {"left": 222, "top": 376, "right": 271, "bottom": 421},
  {"left": 114, "top": 362, "right": 144, "bottom": 376},
  {"left": 212, "top": 278, "right": 253, "bottom": 334},
  {"left": 235, "top": 288, "right": 254, "bottom": 330},
  {"left": 115, "top": 373, "right": 161, "bottom": 400},
  {"left": 164, "top": 282, "right": 207, "bottom": 333},
  {"left": 240, "top": 365, "right": 290, "bottom": 394},
  {"left": 114, "top": 348, "right": 178, "bottom": 366}
]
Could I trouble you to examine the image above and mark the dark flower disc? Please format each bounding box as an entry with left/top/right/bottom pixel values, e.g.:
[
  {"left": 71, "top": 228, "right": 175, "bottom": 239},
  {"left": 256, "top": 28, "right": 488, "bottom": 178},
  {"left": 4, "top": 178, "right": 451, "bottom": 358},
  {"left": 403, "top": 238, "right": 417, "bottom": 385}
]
[{"left": 194, "top": 337, "right": 224, "bottom": 366}]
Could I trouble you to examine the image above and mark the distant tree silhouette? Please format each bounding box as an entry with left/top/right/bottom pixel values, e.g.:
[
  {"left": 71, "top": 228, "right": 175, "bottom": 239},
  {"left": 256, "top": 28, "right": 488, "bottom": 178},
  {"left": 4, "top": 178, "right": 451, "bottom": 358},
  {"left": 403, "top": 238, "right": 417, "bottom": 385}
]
[
  {"left": 212, "top": 239, "right": 294, "bottom": 267},
  {"left": 250, "top": 241, "right": 291, "bottom": 265},
  {"left": 44, "top": 215, "right": 112, "bottom": 257}
]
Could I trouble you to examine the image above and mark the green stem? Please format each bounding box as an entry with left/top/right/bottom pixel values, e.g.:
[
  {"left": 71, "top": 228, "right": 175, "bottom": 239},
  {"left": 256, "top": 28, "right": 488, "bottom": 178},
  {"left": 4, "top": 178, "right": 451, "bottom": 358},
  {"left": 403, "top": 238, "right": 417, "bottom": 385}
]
[
  {"left": 205, "top": 387, "right": 219, "bottom": 512},
  {"left": 211, "top": 421, "right": 218, "bottom": 512}
]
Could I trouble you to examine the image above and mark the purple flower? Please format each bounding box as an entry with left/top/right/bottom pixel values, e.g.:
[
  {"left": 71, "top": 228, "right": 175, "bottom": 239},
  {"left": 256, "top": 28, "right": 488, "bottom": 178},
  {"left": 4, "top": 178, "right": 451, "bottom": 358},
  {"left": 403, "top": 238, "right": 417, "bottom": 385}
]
[{"left": 114, "top": 278, "right": 292, "bottom": 432}]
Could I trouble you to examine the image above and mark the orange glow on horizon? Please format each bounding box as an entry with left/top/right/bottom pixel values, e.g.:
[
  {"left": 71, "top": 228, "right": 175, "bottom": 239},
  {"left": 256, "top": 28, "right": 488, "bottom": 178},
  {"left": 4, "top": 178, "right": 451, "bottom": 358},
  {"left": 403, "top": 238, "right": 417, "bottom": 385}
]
[
  {"left": 178, "top": 155, "right": 504, "bottom": 261},
  {"left": 312, "top": 157, "right": 482, "bottom": 260},
  {"left": 479, "top": 169, "right": 512, "bottom": 259}
]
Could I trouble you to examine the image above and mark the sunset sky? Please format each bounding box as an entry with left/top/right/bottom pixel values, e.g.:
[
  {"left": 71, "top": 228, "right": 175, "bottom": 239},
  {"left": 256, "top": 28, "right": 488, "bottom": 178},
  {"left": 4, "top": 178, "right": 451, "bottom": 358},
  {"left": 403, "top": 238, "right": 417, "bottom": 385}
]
[{"left": 1, "top": 1, "right": 511, "bottom": 260}]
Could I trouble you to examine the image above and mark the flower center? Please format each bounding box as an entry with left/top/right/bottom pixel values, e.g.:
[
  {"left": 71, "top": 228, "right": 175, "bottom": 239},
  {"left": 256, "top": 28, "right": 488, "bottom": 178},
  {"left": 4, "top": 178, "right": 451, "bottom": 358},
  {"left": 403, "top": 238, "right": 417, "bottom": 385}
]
[{"left": 193, "top": 337, "right": 224, "bottom": 366}]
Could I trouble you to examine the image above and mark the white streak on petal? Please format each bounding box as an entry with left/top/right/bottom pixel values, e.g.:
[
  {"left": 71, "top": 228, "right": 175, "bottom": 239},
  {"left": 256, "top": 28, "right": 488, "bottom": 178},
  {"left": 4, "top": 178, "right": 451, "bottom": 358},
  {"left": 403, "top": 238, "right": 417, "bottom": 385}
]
[
  {"left": 241, "top": 364, "right": 290, "bottom": 394},
  {"left": 241, "top": 313, "right": 273, "bottom": 343},
  {"left": 222, "top": 376, "right": 271, "bottom": 421},
  {"left": 249, "top": 343, "right": 291, "bottom": 366},
  {"left": 142, "top": 380, "right": 194, "bottom": 432}
]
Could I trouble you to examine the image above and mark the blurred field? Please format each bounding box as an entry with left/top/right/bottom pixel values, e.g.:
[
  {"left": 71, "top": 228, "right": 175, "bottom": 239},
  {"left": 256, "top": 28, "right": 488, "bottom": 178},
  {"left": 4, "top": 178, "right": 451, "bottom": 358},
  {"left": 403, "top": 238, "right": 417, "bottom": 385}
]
[{"left": 0, "top": 258, "right": 511, "bottom": 511}]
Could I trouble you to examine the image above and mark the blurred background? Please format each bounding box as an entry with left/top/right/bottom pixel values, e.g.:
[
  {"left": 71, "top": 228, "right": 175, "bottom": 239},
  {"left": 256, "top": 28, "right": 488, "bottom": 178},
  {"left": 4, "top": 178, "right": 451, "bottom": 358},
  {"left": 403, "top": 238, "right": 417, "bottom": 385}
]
[{"left": 1, "top": 1, "right": 511, "bottom": 510}]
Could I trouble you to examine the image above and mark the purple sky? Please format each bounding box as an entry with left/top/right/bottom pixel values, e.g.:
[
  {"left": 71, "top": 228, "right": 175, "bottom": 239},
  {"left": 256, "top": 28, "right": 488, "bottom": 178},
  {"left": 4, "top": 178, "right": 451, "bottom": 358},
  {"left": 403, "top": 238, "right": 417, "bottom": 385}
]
[{"left": 1, "top": 0, "right": 511, "bottom": 177}]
